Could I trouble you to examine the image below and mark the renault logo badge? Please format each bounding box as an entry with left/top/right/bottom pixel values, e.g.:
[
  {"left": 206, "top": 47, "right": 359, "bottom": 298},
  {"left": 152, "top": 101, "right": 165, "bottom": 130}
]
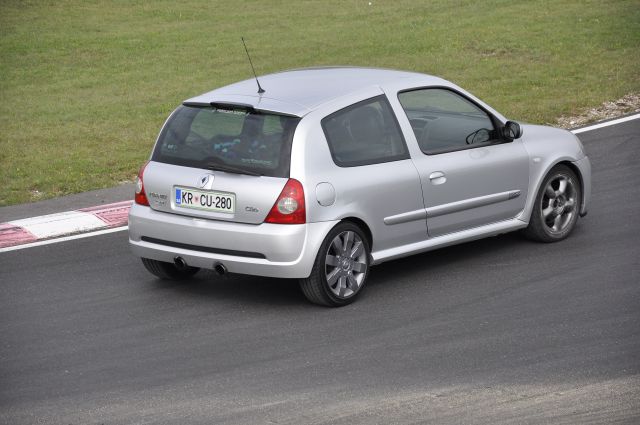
[{"left": 198, "top": 174, "right": 214, "bottom": 189}]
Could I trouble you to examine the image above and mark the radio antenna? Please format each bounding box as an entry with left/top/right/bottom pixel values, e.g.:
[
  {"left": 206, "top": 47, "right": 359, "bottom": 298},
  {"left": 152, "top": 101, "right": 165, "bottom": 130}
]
[{"left": 241, "top": 37, "right": 265, "bottom": 94}]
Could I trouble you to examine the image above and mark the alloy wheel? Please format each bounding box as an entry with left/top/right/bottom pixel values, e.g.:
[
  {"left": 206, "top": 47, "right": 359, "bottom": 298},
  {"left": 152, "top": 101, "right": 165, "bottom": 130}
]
[
  {"left": 324, "top": 230, "right": 368, "bottom": 298},
  {"left": 541, "top": 174, "right": 578, "bottom": 234}
]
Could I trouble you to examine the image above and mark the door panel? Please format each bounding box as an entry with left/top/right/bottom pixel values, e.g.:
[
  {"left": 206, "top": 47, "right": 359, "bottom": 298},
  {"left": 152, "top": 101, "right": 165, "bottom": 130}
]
[
  {"left": 413, "top": 142, "right": 529, "bottom": 237},
  {"left": 395, "top": 87, "right": 529, "bottom": 237}
]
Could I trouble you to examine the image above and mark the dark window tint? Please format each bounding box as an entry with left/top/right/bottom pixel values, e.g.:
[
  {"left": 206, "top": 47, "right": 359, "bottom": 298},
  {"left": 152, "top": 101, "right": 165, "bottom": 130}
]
[
  {"left": 322, "top": 96, "right": 409, "bottom": 167},
  {"left": 398, "top": 89, "right": 496, "bottom": 154},
  {"left": 152, "top": 105, "right": 299, "bottom": 177}
]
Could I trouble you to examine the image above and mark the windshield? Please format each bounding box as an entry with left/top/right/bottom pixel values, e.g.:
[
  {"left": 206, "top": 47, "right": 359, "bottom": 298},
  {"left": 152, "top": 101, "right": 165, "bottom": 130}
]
[{"left": 152, "top": 105, "right": 300, "bottom": 178}]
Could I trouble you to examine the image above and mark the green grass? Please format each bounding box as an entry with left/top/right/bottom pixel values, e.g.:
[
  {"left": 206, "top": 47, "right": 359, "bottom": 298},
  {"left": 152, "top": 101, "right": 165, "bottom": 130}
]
[{"left": 1, "top": 0, "right": 638, "bottom": 206}]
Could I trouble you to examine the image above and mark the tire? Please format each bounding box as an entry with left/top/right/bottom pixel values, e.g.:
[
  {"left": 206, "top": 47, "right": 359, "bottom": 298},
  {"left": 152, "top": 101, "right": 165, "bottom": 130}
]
[
  {"left": 523, "top": 164, "right": 582, "bottom": 243},
  {"left": 299, "top": 222, "right": 371, "bottom": 307},
  {"left": 141, "top": 257, "right": 200, "bottom": 280}
]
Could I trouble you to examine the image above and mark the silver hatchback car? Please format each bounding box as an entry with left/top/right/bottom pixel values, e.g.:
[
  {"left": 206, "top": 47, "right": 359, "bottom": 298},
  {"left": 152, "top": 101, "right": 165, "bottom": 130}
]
[{"left": 129, "top": 67, "right": 591, "bottom": 306}]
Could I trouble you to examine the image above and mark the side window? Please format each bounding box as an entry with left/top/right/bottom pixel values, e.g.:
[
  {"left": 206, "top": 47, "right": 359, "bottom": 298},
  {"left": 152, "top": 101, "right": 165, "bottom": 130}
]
[
  {"left": 322, "top": 96, "right": 409, "bottom": 167},
  {"left": 398, "top": 88, "right": 497, "bottom": 154}
]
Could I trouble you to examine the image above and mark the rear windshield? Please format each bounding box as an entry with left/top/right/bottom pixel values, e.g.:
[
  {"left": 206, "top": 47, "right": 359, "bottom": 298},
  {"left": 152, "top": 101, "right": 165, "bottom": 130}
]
[{"left": 152, "top": 105, "right": 300, "bottom": 177}]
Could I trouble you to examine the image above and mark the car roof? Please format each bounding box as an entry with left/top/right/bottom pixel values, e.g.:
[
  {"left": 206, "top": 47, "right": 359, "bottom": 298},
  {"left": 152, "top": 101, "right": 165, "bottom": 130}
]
[{"left": 183, "top": 67, "right": 447, "bottom": 116}]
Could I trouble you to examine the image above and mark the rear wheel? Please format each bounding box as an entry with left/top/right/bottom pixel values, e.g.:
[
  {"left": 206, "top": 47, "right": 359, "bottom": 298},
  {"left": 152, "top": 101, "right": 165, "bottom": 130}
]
[
  {"left": 523, "top": 164, "right": 582, "bottom": 242},
  {"left": 141, "top": 258, "right": 200, "bottom": 280},
  {"left": 299, "top": 222, "right": 370, "bottom": 307}
]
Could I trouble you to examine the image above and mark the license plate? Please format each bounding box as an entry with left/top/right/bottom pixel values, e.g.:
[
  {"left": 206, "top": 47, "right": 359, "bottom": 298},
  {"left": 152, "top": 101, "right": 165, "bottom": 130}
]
[{"left": 174, "top": 187, "right": 235, "bottom": 213}]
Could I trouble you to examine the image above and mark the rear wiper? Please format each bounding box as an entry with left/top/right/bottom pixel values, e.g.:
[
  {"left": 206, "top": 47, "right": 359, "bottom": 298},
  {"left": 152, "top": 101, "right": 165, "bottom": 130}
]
[{"left": 204, "top": 162, "right": 261, "bottom": 176}]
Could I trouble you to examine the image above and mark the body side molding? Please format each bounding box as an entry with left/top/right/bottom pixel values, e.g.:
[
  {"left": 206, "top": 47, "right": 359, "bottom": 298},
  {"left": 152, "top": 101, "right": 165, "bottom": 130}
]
[
  {"left": 383, "top": 209, "right": 427, "bottom": 225},
  {"left": 382, "top": 190, "right": 521, "bottom": 225},
  {"left": 426, "top": 190, "right": 521, "bottom": 218}
]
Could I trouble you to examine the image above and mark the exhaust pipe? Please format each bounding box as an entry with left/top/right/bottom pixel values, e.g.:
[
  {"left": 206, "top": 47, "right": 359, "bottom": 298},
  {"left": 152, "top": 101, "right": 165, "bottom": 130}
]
[
  {"left": 174, "top": 256, "right": 188, "bottom": 270},
  {"left": 213, "top": 263, "right": 227, "bottom": 276}
]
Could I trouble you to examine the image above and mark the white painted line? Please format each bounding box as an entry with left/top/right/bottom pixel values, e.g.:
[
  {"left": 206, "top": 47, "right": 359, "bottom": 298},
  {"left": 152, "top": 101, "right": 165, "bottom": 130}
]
[
  {"left": 0, "top": 226, "right": 128, "bottom": 253},
  {"left": 8, "top": 210, "right": 108, "bottom": 239},
  {"left": 571, "top": 113, "right": 640, "bottom": 134}
]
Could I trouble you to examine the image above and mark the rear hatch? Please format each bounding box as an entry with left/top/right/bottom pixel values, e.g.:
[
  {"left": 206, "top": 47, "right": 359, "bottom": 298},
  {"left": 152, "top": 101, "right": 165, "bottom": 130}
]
[{"left": 143, "top": 104, "right": 300, "bottom": 224}]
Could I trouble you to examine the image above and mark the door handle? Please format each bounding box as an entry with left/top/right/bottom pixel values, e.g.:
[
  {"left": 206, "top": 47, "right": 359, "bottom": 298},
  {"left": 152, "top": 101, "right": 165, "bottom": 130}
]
[{"left": 429, "top": 171, "right": 446, "bottom": 185}]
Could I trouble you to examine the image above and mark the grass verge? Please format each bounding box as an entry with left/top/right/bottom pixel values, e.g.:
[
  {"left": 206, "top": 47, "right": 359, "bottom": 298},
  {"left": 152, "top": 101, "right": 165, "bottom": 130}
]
[{"left": 1, "top": 0, "right": 638, "bottom": 206}]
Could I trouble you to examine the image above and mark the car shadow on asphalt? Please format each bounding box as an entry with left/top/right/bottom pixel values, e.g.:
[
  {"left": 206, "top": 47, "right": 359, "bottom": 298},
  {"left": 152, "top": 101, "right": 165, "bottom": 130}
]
[
  {"left": 149, "top": 269, "right": 306, "bottom": 308},
  {"left": 366, "top": 231, "right": 526, "bottom": 288},
  {"left": 146, "top": 231, "right": 529, "bottom": 308}
]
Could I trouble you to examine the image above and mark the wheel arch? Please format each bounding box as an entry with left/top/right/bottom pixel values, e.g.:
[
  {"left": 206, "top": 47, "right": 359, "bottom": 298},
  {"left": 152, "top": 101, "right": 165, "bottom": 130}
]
[
  {"left": 523, "top": 159, "right": 585, "bottom": 223},
  {"left": 339, "top": 216, "right": 373, "bottom": 246},
  {"left": 299, "top": 216, "right": 373, "bottom": 307},
  {"left": 558, "top": 159, "right": 589, "bottom": 217}
]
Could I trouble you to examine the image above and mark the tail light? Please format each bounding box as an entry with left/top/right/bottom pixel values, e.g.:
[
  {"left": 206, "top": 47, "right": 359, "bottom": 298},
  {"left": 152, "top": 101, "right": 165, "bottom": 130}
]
[
  {"left": 134, "top": 161, "right": 150, "bottom": 206},
  {"left": 265, "top": 179, "right": 306, "bottom": 224}
]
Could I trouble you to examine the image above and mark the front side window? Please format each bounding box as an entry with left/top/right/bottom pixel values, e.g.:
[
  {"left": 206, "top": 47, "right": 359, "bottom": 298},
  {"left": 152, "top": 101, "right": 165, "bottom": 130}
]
[
  {"left": 322, "top": 96, "right": 409, "bottom": 167},
  {"left": 152, "top": 105, "right": 300, "bottom": 177},
  {"left": 398, "top": 88, "right": 498, "bottom": 154}
]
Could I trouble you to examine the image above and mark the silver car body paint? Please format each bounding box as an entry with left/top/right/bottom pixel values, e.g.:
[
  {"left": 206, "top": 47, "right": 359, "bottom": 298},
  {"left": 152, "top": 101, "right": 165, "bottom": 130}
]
[
  {"left": 129, "top": 67, "right": 591, "bottom": 278},
  {"left": 141, "top": 162, "right": 285, "bottom": 225},
  {"left": 516, "top": 124, "right": 591, "bottom": 220},
  {"left": 129, "top": 204, "right": 336, "bottom": 277}
]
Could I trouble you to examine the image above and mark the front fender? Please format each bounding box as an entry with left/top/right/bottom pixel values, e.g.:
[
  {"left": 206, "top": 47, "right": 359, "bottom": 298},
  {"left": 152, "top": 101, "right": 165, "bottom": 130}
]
[{"left": 518, "top": 125, "right": 590, "bottom": 222}]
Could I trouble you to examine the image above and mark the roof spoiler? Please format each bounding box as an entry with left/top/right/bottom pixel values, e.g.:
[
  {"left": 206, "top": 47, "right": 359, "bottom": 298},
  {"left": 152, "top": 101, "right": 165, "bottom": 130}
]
[{"left": 181, "top": 101, "right": 301, "bottom": 118}]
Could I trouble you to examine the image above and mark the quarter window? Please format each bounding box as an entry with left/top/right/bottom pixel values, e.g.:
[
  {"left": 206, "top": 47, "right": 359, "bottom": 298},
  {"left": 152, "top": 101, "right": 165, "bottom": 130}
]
[
  {"left": 322, "top": 96, "right": 409, "bottom": 167},
  {"left": 398, "top": 88, "right": 497, "bottom": 154}
]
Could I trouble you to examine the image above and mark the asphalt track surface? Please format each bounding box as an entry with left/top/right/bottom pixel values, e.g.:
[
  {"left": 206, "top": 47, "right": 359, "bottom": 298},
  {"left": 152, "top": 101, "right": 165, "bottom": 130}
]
[{"left": 1, "top": 120, "right": 639, "bottom": 424}]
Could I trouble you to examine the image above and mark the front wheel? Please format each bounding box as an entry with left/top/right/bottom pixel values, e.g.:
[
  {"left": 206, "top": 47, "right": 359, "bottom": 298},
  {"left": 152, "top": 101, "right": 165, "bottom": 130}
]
[
  {"left": 299, "top": 223, "right": 370, "bottom": 307},
  {"left": 141, "top": 257, "right": 200, "bottom": 280},
  {"left": 523, "top": 164, "right": 582, "bottom": 243}
]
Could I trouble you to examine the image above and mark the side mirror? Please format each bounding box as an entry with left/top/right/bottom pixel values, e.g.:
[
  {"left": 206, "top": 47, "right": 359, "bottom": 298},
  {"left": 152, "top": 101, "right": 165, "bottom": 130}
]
[{"left": 503, "top": 121, "right": 523, "bottom": 141}]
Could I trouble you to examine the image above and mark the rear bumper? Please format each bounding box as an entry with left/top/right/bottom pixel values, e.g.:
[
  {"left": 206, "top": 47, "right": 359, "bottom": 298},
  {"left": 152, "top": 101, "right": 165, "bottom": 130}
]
[
  {"left": 128, "top": 204, "right": 337, "bottom": 278},
  {"left": 573, "top": 156, "right": 591, "bottom": 217}
]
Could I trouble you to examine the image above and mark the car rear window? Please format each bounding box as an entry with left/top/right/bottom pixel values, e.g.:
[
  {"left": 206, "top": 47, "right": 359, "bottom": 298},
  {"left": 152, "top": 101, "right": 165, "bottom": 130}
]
[{"left": 152, "top": 105, "right": 300, "bottom": 178}]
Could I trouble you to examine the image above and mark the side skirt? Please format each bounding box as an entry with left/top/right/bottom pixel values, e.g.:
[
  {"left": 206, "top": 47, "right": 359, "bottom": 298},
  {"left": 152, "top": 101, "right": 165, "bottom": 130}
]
[{"left": 371, "top": 218, "right": 528, "bottom": 265}]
